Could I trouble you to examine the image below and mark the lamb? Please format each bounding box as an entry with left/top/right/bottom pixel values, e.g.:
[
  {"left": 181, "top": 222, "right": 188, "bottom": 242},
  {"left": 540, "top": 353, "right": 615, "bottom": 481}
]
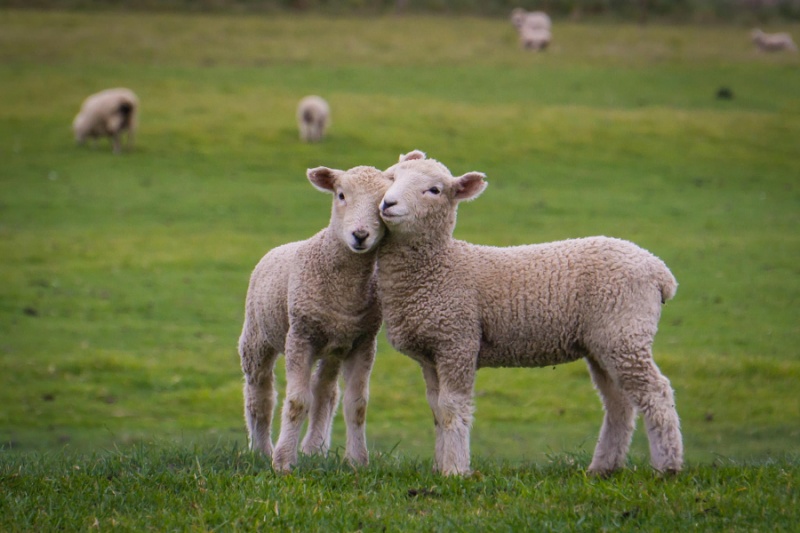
[
  {"left": 377, "top": 153, "right": 682, "bottom": 476},
  {"left": 511, "top": 8, "right": 551, "bottom": 32},
  {"left": 510, "top": 8, "right": 552, "bottom": 50},
  {"left": 72, "top": 88, "right": 139, "bottom": 154},
  {"left": 751, "top": 29, "right": 797, "bottom": 52},
  {"left": 297, "top": 95, "right": 330, "bottom": 143},
  {"left": 238, "top": 164, "right": 391, "bottom": 472}
]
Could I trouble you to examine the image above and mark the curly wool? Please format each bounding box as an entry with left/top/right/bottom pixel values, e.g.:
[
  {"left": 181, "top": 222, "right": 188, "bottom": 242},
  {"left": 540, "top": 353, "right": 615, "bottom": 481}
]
[
  {"left": 377, "top": 154, "right": 682, "bottom": 476},
  {"left": 239, "top": 165, "right": 390, "bottom": 472}
]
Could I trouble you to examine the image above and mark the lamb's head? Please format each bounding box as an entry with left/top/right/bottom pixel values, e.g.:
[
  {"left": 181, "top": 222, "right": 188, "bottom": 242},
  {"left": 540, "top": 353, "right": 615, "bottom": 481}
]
[
  {"left": 510, "top": 8, "right": 526, "bottom": 28},
  {"left": 307, "top": 165, "right": 392, "bottom": 253},
  {"left": 380, "top": 157, "right": 487, "bottom": 240}
]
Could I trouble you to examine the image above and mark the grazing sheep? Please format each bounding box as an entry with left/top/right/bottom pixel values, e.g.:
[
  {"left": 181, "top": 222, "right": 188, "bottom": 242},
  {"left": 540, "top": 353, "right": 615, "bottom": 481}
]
[
  {"left": 751, "top": 29, "right": 798, "bottom": 52},
  {"left": 239, "top": 164, "right": 391, "bottom": 472},
  {"left": 511, "top": 8, "right": 551, "bottom": 31},
  {"left": 377, "top": 153, "right": 682, "bottom": 476},
  {"left": 511, "top": 8, "right": 552, "bottom": 51},
  {"left": 297, "top": 95, "right": 330, "bottom": 143},
  {"left": 72, "top": 88, "right": 138, "bottom": 154}
]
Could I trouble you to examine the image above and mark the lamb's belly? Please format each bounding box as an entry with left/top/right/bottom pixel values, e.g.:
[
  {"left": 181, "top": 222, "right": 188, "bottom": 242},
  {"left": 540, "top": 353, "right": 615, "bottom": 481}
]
[{"left": 477, "top": 338, "right": 584, "bottom": 369}]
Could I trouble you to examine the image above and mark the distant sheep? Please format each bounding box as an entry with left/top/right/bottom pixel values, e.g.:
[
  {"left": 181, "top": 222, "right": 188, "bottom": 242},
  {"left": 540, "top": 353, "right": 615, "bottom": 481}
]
[
  {"left": 751, "top": 29, "right": 797, "bottom": 52},
  {"left": 511, "top": 8, "right": 552, "bottom": 51},
  {"left": 72, "top": 88, "right": 138, "bottom": 154},
  {"left": 297, "top": 95, "right": 330, "bottom": 143},
  {"left": 239, "top": 164, "right": 390, "bottom": 472},
  {"left": 377, "top": 152, "right": 682, "bottom": 476}
]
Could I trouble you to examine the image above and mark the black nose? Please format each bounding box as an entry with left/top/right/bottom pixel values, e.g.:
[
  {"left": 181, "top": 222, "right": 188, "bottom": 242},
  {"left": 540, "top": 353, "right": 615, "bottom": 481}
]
[
  {"left": 380, "top": 199, "right": 396, "bottom": 211},
  {"left": 352, "top": 230, "right": 369, "bottom": 245}
]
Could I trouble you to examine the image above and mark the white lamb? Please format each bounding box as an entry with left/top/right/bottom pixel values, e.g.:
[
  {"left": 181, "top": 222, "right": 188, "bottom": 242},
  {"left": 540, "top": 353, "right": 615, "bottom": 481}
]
[
  {"left": 72, "top": 88, "right": 139, "bottom": 154},
  {"left": 751, "top": 29, "right": 797, "bottom": 52},
  {"left": 511, "top": 8, "right": 551, "bottom": 31},
  {"left": 377, "top": 152, "right": 682, "bottom": 476},
  {"left": 511, "top": 8, "right": 552, "bottom": 50},
  {"left": 239, "top": 164, "right": 390, "bottom": 472},
  {"left": 297, "top": 95, "right": 330, "bottom": 143}
]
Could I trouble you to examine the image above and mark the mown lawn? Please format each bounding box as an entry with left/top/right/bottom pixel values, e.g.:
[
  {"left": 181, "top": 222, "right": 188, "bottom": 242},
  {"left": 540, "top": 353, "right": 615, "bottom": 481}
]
[{"left": 0, "top": 6, "right": 798, "bottom": 501}]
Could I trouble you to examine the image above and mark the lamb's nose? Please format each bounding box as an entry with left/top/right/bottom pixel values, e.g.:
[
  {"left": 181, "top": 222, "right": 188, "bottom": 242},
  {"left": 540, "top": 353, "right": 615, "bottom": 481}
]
[
  {"left": 352, "top": 230, "right": 369, "bottom": 245},
  {"left": 380, "top": 199, "right": 397, "bottom": 212}
]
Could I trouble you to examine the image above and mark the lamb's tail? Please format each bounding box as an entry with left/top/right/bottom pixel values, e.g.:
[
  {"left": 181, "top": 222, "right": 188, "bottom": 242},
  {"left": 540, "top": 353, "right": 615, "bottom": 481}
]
[{"left": 655, "top": 261, "right": 678, "bottom": 304}]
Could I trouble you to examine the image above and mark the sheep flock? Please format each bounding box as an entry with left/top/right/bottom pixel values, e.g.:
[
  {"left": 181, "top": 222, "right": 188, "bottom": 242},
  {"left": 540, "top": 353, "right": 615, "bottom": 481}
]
[
  {"left": 70, "top": 10, "right": 795, "bottom": 152},
  {"left": 65, "top": 8, "right": 797, "bottom": 477}
]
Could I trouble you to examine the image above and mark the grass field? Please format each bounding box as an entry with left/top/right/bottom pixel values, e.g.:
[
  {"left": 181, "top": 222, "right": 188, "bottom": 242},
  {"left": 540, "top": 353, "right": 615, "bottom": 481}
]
[{"left": 0, "top": 9, "right": 799, "bottom": 529}]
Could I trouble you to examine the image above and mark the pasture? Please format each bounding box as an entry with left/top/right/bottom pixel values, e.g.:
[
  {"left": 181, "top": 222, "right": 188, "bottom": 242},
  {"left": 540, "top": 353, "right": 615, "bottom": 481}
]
[{"left": 0, "top": 9, "right": 798, "bottom": 529}]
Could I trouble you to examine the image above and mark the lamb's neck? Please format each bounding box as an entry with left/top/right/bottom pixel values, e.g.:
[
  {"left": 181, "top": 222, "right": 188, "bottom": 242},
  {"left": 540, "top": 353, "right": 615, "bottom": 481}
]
[
  {"left": 377, "top": 234, "right": 450, "bottom": 280},
  {"left": 312, "top": 229, "right": 378, "bottom": 298}
]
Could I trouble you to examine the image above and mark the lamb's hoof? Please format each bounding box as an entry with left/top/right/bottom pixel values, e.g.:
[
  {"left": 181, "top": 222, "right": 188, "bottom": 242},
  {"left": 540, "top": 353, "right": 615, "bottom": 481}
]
[
  {"left": 345, "top": 453, "right": 369, "bottom": 467},
  {"left": 587, "top": 466, "right": 618, "bottom": 478},
  {"left": 441, "top": 467, "right": 472, "bottom": 477},
  {"left": 271, "top": 453, "right": 295, "bottom": 474},
  {"left": 655, "top": 466, "right": 682, "bottom": 477}
]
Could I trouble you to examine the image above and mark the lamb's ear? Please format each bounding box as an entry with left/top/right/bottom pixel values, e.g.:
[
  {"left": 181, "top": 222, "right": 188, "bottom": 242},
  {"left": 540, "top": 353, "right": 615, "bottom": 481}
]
[
  {"left": 453, "top": 172, "right": 488, "bottom": 201},
  {"left": 398, "top": 150, "right": 426, "bottom": 163},
  {"left": 307, "top": 167, "right": 343, "bottom": 193}
]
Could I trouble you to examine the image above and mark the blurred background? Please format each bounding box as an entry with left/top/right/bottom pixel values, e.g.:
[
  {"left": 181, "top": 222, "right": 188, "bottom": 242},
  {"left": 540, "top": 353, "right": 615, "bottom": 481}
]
[{"left": 1, "top": 0, "right": 798, "bottom": 466}]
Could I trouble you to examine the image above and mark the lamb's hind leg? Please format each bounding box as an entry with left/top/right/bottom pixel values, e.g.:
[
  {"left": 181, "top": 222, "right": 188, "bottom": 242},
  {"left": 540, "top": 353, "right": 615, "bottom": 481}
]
[
  {"left": 612, "top": 352, "right": 683, "bottom": 473},
  {"left": 585, "top": 357, "right": 636, "bottom": 475},
  {"left": 301, "top": 357, "right": 342, "bottom": 457},
  {"left": 240, "top": 332, "right": 278, "bottom": 458}
]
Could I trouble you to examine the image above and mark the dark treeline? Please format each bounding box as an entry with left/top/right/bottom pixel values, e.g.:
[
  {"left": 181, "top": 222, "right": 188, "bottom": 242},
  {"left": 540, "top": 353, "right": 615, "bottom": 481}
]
[{"left": 2, "top": 0, "right": 800, "bottom": 21}]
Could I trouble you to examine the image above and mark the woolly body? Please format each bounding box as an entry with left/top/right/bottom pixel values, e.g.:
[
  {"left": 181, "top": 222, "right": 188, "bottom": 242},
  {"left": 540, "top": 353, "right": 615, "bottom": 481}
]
[
  {"left": 751, "top": 29, "right": 797, "bottom": 52},
  {"left": 511, "top": 8, "right": 552, "bottom": 50},
  {"left": 239, "top": 165, "right": 389, "bottom": 472},
  {"left": 297, "top": 95, "right": 330, "bottom": 142},
  {"left": 72, "top": 88, "right": 139, "bottom": 154},
  {"left": 377, "top": 155, "right": 682, "bottom": 476}
]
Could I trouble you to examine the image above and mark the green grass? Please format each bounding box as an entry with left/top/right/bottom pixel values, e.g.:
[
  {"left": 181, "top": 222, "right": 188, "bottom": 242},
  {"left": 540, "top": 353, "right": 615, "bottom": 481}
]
[
  {"left": 0, "top": 9, "right": 799, "bottom": 528},
  {"left": 1, "top": 443, "right": 798, "bottom": 531}
]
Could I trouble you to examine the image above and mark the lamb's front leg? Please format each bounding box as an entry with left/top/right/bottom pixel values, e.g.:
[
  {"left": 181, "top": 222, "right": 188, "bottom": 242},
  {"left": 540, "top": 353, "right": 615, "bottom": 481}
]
[
  {"left": 435, "top": 357, "right": 476, "bottom": 476},
  {"left": 273, "top": 334, "right": 314, "bottom": 473},
  {"left": 420, "top": 364, "right": 443, "bottom": 472},
  {"left": 340, "top": 338, "right": 377, "bottom": 466},
  {"left": 301, "top": 357, "right": 342, "bottom": 457}
]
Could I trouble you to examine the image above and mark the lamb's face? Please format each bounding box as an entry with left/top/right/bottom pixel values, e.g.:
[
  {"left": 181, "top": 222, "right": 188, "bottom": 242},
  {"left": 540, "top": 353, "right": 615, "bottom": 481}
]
[
  {"left": 308, "top": 165, "right": 391, "bottom": 253},
  {"left": 380, "top": 160, "right": 488, "bottom": 238}
]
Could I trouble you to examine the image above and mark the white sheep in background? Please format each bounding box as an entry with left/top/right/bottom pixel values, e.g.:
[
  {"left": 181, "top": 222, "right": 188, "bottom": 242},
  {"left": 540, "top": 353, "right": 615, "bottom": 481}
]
[
  {"left": 239, "top": 164, "right": 391, "bottom": 472},
  {"left": 297, "top": 95, "right": 330, "bottom": 143},
  {"left": 377, "top": 152, "right": 682, "bottom": 476},
  {"left": 511, "top": 8, "right": 552, "bottom": 51},
  {"left": 751, "top": 29, "right": 797, "bottom": 52},
  {"left": 72, "top": 88, "right": 138, "bottom": 154}
]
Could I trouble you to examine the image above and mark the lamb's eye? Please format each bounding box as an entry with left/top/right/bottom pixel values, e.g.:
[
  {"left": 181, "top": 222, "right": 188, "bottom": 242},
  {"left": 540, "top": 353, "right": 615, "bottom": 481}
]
[
  {"left": 338, "top": 192, "right": 346, "bottom": 201},
  {"left": 428, "top": 186, "right": 441, "bottom": 195}
]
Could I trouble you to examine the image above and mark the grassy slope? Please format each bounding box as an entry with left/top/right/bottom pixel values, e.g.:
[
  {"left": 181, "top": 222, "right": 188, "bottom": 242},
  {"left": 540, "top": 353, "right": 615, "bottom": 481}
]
[{"left": 0, "top": 10, "right": 798, "bottom": 470}]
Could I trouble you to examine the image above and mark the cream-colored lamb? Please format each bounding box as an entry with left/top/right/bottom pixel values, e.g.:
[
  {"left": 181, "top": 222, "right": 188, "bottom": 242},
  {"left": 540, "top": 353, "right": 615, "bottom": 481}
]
[
  {"left": 511, "top": 8, "right": 552, "bottom": 50},
  {"left": 297, "top": 95, "right": 330, "bottom": 143},
  {"left": 751, "top": 29, "right": 797, "bottom": 52},
  {"left": 377, "top": 152, "right": 682, "bottom": 476},
  {"left": 239, "top": 165, "right": 390, "bottom": 472},
  {"left": 72, "top": 88, "right": 139, "bottom": 154}
]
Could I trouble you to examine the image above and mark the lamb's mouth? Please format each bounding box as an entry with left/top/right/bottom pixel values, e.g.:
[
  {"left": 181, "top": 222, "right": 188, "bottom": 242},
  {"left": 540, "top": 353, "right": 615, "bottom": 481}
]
[
  {"left": 380, "top": 211, "right": 403, "bottom": 222},
  {"left": 349, "top": 243, "right": 371, "bottom": 253}
]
